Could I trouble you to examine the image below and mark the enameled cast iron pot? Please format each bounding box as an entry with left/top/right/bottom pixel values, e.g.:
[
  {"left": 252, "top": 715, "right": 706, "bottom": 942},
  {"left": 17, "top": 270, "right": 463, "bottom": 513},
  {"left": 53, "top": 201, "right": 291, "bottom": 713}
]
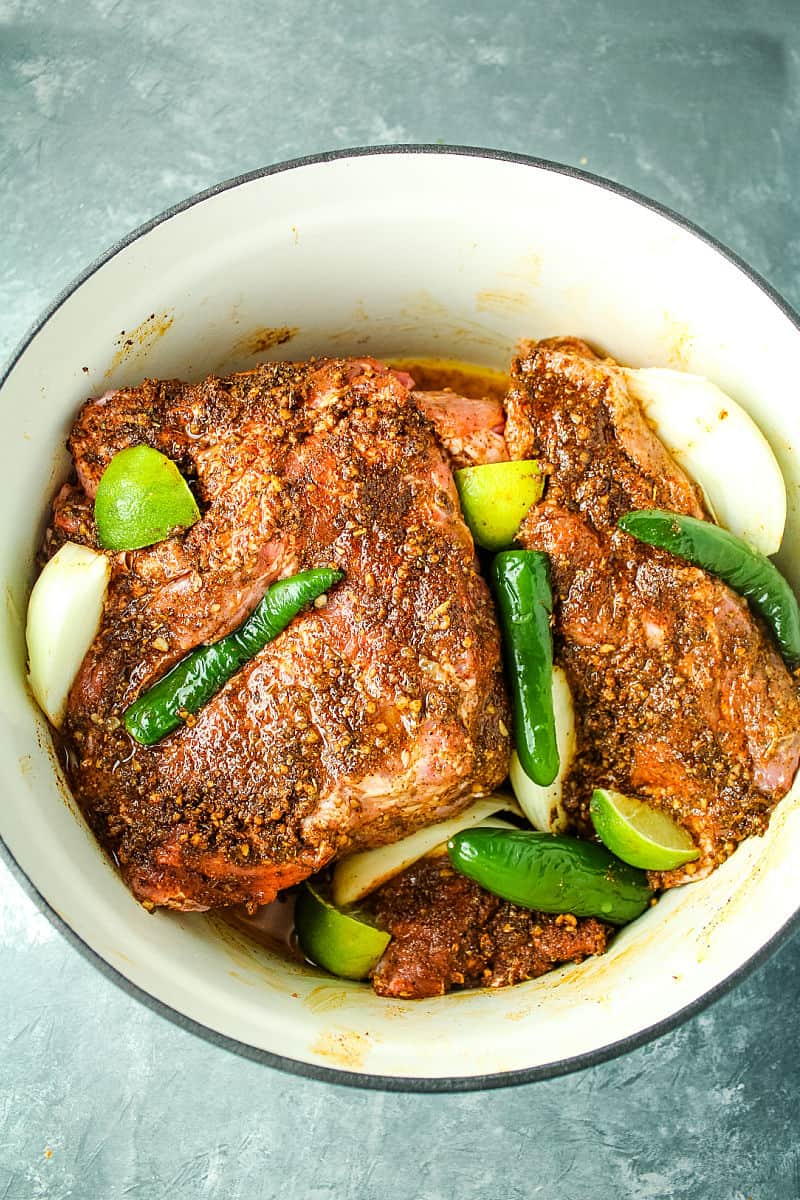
[{"left": 2, "top": 147, "right": 799, "bottom": 1089}]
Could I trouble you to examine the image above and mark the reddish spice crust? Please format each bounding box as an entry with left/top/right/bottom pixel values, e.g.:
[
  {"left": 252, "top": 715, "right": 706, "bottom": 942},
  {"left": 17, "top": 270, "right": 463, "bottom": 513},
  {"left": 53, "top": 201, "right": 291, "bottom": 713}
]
[
  {"left": 507, "top": 337, "right": 800, "bottom": 888},
  {"left": 53, "top": 358, "right": 510, "bottom": 910},
  {"left": 369, "top": 855, "right": 610, "bottom": 998}
]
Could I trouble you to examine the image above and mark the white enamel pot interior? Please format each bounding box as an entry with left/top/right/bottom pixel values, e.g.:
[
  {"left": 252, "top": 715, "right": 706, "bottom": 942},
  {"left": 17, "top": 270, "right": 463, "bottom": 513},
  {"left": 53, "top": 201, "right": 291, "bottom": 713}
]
[{"left": 2, "top": 147, "right": 800, "bottom": 1089}]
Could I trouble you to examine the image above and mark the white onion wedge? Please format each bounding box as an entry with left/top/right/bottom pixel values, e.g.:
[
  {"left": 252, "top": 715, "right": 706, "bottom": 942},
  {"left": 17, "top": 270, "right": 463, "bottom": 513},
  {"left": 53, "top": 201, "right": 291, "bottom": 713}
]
[
  {"left": 509, "top": 665, "right": 575, "bottom": 832},
  {"left": 425, "top": 814, "right": 519, "bottom": 857},
  {"left": 26, "top": 542, "right": 111, "bottom": 727},
  {"left": 471, "top": 816, "right": 518, "bottom": 830},
  {"left": 332, "top": 795, "right": 522, "bottom": 907},
  {"left": 624, "top": 367, "right": 786, "bottom": 555}
]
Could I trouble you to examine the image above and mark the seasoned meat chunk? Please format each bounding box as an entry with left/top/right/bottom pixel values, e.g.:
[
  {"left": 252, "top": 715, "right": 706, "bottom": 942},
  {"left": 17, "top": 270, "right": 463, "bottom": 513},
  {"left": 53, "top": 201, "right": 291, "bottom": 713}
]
[
  {"left": 413, "top": 391, "right": 509, "bottom": 469},
  {"left": 57, "top": 358, "right": 510, "bottom": 910},
  {"left": 507, "top": 337, "right": 800, "bottom": 887},
  {"left": 370, "top": 855, "right": 610, "bottom": 998}
]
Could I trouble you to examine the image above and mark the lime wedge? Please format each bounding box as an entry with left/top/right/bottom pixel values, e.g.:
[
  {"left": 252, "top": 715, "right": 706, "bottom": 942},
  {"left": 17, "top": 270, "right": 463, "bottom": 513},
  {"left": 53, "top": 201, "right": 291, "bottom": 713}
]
[
  {"left": 94, "top": 445, "right": 200, "bottom": 551},
  {"left": 294, "top": 881, "right": 390, "bottom": 980},
  {"left": 454, "top": 460, "right": 543, "bottom": 551},
  {"left": 589, "top": 788, "right": 700, "bottom": 871}
]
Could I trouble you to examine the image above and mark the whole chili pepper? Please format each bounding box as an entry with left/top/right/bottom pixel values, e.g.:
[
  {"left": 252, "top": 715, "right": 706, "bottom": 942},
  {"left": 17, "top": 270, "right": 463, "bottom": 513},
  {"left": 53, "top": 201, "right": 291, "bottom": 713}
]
[
  {"left": 448, "top": 828, "right": 653, "bottom": 924},
  {"left": 124, "top": 567, "right": 343, "bottom": 745},
  {"left": 491, "top": 550, "right": 560, "bottom": 787},
  {"left": 618, "top": 509, "right": 800, "bottom": 667}
]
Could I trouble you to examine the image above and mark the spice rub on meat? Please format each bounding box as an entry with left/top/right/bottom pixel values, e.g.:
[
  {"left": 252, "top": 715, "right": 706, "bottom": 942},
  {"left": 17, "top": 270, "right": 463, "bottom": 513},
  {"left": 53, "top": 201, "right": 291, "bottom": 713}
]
[
  {"left": 369, "top": 855, "right": 610, "bottom": 998},
  {"left": 413, "top": 391, "right": 509, "bottom": 469},
  {"left": 55, "top": 358, "right": 510, "bottom": 910},
  {"left": 506, "top": 337, "right": 800, "bottom": 887}
]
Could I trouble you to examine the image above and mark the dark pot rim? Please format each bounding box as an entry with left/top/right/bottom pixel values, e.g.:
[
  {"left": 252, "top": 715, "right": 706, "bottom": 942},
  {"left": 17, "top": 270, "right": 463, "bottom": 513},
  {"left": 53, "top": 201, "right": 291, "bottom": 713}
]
[{"left": 3, "top": 143, "right": 798, "bottom": 1094}]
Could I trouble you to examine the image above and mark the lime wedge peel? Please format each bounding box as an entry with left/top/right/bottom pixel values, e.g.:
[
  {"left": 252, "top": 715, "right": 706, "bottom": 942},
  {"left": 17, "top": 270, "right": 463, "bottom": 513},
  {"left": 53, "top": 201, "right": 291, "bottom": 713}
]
[
  {"left": 589, "top": 788, "right": 700, "bottom": 871},
  {"left": 94, "top": 445, "right": 200, "bottom": 551},
  {"left": 294, "top": 881, "right": 390, "bottom": 981},
  {"left": 454, "top": 460, "right": 543, "bottom": 551}
]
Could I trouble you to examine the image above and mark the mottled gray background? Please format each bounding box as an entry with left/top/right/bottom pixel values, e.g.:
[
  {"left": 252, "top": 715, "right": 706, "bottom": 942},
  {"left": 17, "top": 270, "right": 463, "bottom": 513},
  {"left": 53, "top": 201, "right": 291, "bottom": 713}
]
[{"left": 2, "top": 0, "right": 799, "bottom": 1196}]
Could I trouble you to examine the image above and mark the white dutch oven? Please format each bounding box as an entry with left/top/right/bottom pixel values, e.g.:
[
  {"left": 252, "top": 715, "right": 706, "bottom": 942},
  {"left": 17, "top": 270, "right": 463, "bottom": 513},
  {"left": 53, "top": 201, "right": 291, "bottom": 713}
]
[{"left": 2, "top": 147, "right": 799, "bottom": 1089}]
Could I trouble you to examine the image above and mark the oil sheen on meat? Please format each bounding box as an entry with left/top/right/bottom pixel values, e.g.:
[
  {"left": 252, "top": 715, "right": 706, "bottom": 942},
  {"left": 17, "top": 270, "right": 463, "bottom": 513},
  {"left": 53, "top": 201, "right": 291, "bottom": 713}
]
[
  {"left": 506, "top": 337, "right": 800, "bottom": 887},
  {"left": 368, "top": 854, "right": 610, "bottom": 998},
  {"left": 52, "top": 358, "right": 510, "bottom": 910}
]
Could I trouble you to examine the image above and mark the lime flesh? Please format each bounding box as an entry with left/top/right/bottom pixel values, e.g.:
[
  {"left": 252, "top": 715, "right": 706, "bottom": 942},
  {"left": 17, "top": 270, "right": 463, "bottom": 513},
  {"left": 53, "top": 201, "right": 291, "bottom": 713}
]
[
  {"left": 294, "top": 881, "right": 390, "bottom": 980},
  {"left": 454, "top": 460, "right": 543, "bottom": 551},
  {"left": 94, "top": 445, "right": 200, "bottom": 551},
  {"left": 589, "top": 788, "right": 700, "bottom": 871}
]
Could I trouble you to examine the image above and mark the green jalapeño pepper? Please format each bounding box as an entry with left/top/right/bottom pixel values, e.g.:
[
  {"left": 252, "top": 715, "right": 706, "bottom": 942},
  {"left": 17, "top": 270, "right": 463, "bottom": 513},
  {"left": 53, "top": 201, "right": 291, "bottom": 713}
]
[
  {"left": 492, "top": 550, "right": 559, "bottom": 787},
  {"left": 618, "top": 509, "right": 800, "bottom": 667},
  {"left": 448, "top": 828, "right": 653, "bottom": 924},
  {"left": 125, "top": 568, "right": 343, "bottom": 745}
]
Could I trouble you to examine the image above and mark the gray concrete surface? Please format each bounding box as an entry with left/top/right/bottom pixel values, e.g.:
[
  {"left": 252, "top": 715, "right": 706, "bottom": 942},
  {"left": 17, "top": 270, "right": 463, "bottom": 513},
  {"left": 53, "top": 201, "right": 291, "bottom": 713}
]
[{"left": 2, "top": 0, "right": 799, "bottom": 1196}]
